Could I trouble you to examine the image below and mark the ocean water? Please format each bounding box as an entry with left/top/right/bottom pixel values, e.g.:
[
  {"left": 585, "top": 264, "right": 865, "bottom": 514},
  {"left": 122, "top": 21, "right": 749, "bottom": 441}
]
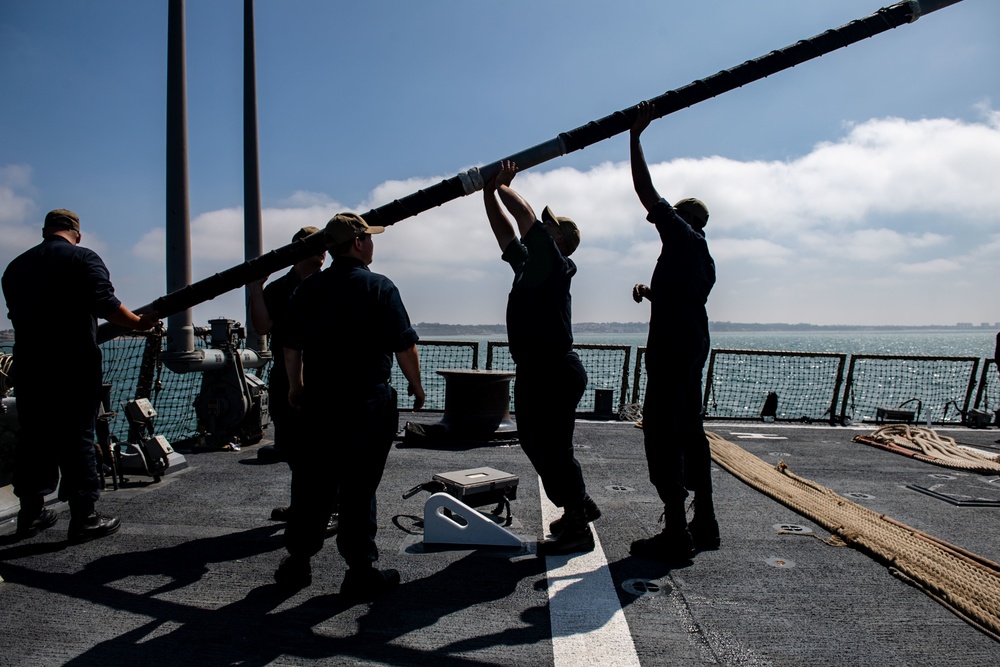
[
  {"left": 412, "top": 329, "right": 1000, "bottom": 421},
  {"left": 428, "top": 330, "right": 999, "bottom": 360},
  {"left": 4, "top": 330, "right": 996, "bottom": 363}
]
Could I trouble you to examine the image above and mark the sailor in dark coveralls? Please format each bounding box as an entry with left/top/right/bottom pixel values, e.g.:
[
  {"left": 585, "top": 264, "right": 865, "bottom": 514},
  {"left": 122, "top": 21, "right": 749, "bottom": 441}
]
[
  {"left": 273, "top": 212, "right": 425, "bottom": 598},
  {"left": 249, "top": 225, "right": 324, "bottom": 467},
  {"left": 483, "top": 161, "right": 600, "bottom": 556},
  {"left": 248, "top": 225, "right": 338, "bottom": 534},
  {"left": 628, "top": 102, "right": 719, "bottom": 561},
  {"left": 2, "top": 209, "right": 157, "bottom": 541}
]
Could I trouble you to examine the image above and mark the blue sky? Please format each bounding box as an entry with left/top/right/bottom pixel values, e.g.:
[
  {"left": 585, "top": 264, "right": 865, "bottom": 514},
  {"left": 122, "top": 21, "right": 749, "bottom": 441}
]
[{"left": 2, "top": 0, "right": 999, "bottom": 329}]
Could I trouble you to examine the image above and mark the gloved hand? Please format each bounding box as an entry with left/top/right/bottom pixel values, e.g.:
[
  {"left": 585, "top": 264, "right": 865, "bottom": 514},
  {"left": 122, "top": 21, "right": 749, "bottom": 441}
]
[{"left": 632, "top": 283, "right": 650, "bottom": 303}]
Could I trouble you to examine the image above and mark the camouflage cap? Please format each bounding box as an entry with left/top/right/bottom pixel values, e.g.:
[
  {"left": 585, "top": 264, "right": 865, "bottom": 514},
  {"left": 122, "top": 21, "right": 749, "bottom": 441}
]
[
  {"left": 541, "top": 205, "right": 581, "bottom": 256},
  {"left": 323, "top": 212, "right": 384, "bottom": 248},
  {"left": 292, "top": 225, "right": 320, "bottom": 242},
  {"left": 43, "top": 209, "right": 81, "bottom": 233},
  {"left": 674, "top": 198, "right": 709, "bottom": 228}
]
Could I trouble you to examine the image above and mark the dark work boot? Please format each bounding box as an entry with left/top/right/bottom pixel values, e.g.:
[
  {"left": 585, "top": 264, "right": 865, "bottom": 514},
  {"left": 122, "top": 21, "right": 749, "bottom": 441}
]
[
  {"left": 16, "top": 507, "right": 59, "bottom": 539},
  {"left": 68, "top": 512, "right": 121, "bottom": 543},
  {"left": 538, "top": 506, "right": 595, "bottom": 556},
  {"left": 630, "top": 503, "right": 694, "bottom": 562},
  {"left": 548, "top": 496, "right": 601, "bottom": 536},
  {"left": 629, "top": 528, "right": 694, "bottom": 562},
  {"left": 274, "top": 555, "right": 312, "bottom": 590},
  {"left": 688, "top": 516, "right": 720, "bottom": 551},
  {"left": 688, "top": 497, "right": 720, "bottom": 551}
]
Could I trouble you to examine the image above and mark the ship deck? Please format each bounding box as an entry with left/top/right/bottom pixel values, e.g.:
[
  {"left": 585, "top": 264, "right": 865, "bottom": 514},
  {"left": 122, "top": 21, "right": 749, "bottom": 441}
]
[{"left": 2, "top": 416, "right": 999, "bottom": 666}]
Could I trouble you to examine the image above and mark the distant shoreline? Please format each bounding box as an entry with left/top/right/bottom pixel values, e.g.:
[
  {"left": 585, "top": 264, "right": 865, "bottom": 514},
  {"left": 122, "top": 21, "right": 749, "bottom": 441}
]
[
  {"left": 410, "top": 322, "right": 999, "bottom": 336},
  {"left": 2, "top": 321, "right": 996, "bottom": 344}
]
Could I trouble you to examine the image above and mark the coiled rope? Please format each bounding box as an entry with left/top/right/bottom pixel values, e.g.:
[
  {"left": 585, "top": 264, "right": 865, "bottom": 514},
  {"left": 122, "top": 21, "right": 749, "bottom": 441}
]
[
  {"left": 853, "top": 424, "right": 1000, "bottom": 474},
  {"left": 708, "top": 432, "right": 1000, "bottom": 642}
]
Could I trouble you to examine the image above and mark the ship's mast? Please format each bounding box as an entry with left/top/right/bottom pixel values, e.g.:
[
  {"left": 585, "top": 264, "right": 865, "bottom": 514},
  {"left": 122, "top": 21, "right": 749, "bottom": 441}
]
[
  {"left": 164, "top": 0, "right": 194, "bottom": 355},
  {"left": 243, "top": 0, "right": 266, "bottom": 353}
]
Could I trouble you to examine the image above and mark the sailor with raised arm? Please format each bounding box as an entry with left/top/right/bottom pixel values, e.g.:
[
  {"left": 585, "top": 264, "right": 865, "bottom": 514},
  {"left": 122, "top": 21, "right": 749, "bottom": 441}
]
[
  {"left": 483, "top": 161, "right": 600, "bottom": 555},
  {"left": 629, "top": 102, "right": 719, "bottom": 561}
]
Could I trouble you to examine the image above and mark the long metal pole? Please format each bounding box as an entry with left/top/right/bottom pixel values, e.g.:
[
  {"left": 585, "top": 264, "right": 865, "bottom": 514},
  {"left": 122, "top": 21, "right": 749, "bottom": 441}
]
[
  {"left": 98, "top": 0, "right": 964, "bottom": 343},
  {"left": 164, "top": 0, "right": 194, "bottom": 353},
  {"left": 243, "top": 0, "right": 266, "bottom": 352}
]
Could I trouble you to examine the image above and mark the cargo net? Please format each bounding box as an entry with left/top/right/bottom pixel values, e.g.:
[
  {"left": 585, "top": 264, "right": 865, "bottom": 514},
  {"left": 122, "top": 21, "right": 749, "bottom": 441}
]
[
  {"left": 973, "top": 359, "right": 999, "bottom": 419},
  {"left": 99, "top": 330, "right": 160, "bottom": 443},
  {"left": 484, "top": 341, "right": 516, "bottom": 411},
  {"left": 485, "top": 341, "right": 631, "bottom": 415},
  {"left": 485, "top": 340, "right": 515, "bottom": 373},
  {"left": 1, "top": 332, "right": 175, "bottom": 446},
  {"left": 576, "top": 344, "right": 630, "bottom": 414},
  {"left": 624, "top": 346, "right": 714, "bottom": 421},
  {"left": 147, "top": 328, "right": 216, "bottom": 443},
  {"left": 842, "top": 355, "right": 980, "bottom": 425},
  {"left": 704, "top": 349, "right": 846, "bottom": 422},
  {"left": 389, "top": 340, "right": 478, "bottom": 410},
  {"left": 625, "top": 347, "right": 650, "bottom": 421},
  {"left": 1, "top": 329, "right": 204, "bottom": 447}
]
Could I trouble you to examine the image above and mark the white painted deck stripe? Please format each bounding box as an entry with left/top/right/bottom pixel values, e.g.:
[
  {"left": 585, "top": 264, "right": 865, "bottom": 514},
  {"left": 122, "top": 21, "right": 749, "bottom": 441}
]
[{"left": 540, "top": 478, "right": 642, "bottom": 667}]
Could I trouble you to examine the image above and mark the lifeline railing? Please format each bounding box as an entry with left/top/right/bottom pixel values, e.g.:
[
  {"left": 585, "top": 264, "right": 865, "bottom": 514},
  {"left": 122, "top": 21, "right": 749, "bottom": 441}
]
[{"left": 1, "top": 337, "right": 996, "bottom": 450}]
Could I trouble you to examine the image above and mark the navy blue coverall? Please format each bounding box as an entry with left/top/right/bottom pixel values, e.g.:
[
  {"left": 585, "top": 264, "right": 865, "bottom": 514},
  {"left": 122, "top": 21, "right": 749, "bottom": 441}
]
[
  {"left": 2, "top": 235, "right": 122, "bottom": 518},
  {"left": 503, "top": 221, "right": 588, "bottom": 509}
]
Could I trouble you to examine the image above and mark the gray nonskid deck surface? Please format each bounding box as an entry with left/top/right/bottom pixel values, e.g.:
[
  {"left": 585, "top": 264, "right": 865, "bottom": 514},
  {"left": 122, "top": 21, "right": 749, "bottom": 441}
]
[{"left": 1, "top": 418, "right": 999, "bottom": 666}]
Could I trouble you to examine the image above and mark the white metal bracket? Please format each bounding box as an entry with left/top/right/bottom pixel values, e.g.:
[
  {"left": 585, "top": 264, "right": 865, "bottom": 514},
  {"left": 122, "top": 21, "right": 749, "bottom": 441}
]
[{"left": 423, "top": 492, "right": 522, "bottom": 547}]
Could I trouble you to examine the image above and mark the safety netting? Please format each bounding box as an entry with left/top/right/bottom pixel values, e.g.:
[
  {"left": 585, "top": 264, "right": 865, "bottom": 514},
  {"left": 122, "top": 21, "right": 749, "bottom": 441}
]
[
  {"left": 100, "top": 328, "right": 208, "bottom": 445},
  {"left": 485, "top": 341, "right": 631, "bottom": 414},
  {"left": 704, "top": 349, "right": 847, "bottom": 423},
  {"left": 388, "top": 340, "right": 479, "bottom": 410},
  {"left": 3, "top": 339, "right": 998, "bottom": 447},
  {"left": 973, "top": 359, "right": 999, "bottom": 416},
  {"left": 841, "top": 354, "right": 980, "bottom": 424}
]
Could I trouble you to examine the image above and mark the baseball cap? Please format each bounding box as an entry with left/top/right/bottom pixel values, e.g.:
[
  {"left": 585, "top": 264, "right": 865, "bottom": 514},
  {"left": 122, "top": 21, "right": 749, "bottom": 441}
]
[
  {"left": 292, "top": 225, "right": 320, "bottom": 242},
  {"left": 674, "top": 198, "right": 709, "bottom": 228},
  {"left": 541, "top": 206, "right": 580, "bottom": 256},
  {"left": 324, "top": 212, "right": 384, "bottom": 247},
  {"left": 43, "top": 209, "right": 81, "bottom": 233}
]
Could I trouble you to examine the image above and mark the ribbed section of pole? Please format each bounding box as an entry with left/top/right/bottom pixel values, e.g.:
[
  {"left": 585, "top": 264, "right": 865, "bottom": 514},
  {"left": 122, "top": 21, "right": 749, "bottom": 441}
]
[
  {"left": 909, "top": 0, "right": 965, "bottom": 19},
  {"left": 562, "top": 2, "right": 916, "bottom": 151},
  {"left": 97, "top": 234, "right": 326, "bottom": 343}
]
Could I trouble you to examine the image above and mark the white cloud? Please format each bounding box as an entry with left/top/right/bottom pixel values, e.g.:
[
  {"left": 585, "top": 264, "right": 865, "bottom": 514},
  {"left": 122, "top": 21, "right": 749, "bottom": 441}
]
[
  {"left": 0, "top": 165, "right": 35, "bottom": 224},
  {"left": 282, "top": 191, "right": 337, "bottom": 207},
  {"left": 711, "top": 238, "right": 793, "bottom": 266},
  {"left": 0, "top": 165, "right": 40, "bottom": 270},
  {"left": 366, "top": 112, "right": 1000, "bottom": 326},
  {"left": 132, "top": 227, "right": 166, "bottom": 262},
  {"left": 896, "top": 258, "right": 961, "bottom": 275}
]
